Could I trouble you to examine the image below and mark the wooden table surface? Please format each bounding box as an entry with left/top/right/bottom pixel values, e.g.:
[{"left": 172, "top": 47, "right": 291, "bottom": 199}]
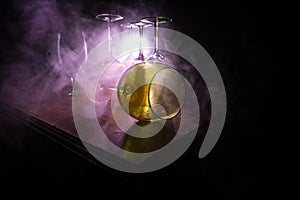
[{"left": 3, "top": 54, "right": 211, "bottom": 164}]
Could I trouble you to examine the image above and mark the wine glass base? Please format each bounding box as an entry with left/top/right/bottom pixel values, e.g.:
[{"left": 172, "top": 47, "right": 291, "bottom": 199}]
[
  {"left": 96, "top": 13, "right": 124, "bottom": 22},
  {"left": 141, "top": 16, "right": 172, "bottom": 24}
]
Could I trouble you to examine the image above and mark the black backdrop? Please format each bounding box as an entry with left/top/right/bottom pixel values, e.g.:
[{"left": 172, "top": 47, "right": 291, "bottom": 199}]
[{"left": 0, "top": 0, "right": 276, "bottom": 197}]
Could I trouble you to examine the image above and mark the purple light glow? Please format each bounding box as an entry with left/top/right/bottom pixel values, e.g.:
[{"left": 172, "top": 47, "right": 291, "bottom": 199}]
[{"left": 0, "top": 0, "right": 170, "bottom": 109}]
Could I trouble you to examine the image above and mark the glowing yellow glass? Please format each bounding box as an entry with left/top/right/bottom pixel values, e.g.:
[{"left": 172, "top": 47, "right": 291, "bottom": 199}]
[{"left": 117, "top": 61, "right": 185, "bottom": 122}]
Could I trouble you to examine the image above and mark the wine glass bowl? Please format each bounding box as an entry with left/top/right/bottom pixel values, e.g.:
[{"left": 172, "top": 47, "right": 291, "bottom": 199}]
[{"left": 117, "top": 61, "right": 185, "bottom": 123}]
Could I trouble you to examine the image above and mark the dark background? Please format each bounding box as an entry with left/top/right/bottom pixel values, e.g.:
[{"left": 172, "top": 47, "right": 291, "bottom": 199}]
[{"left": 0, "top": 0, "right": 276, "bottom": 197}]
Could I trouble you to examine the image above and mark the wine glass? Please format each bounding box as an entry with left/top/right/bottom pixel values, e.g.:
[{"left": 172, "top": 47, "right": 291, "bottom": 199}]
[
  {"left": 57, "top": 31, "right": 87, "bottom": 96},
  {"left": 141, "top": 16, "right": 172, "bottom": 61},
  {"left": 84, "top": 13, "right": 125, "bottom": 103},
  {"left": 134, "top": 21, "right": 152, "bottom": 62},
  {"left": 96, "top": 13, "right": 124, "bottom": 60},
  {"left": 121, "top": 21, "right": 152, "bottom": 63},
  {"left": 120, "top": 22, "right": 135, "bottom": 63},
  {"left": 116, "top": 16, "right": 186, "bottom": 125}
]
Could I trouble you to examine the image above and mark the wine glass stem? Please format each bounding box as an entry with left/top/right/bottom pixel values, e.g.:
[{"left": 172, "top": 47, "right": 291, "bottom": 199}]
[
  {"left": 154, "top": 16, "right": 159, "bottom": 54},
  {"left": 82, "top": 31, "right": 88, "bottom": 61},
  {"left": 57, "top": 33, "right": 62, "bottom": 65},
  {"left": 138, "top": 26, "right": 144, "bottom": 61},
  {"left": 107, "top": 18, "right": 112, "bottom": 57}
]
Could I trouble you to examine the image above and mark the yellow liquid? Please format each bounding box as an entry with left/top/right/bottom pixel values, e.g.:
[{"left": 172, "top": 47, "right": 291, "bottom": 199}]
[
  {"left": 128, "top": 84, "right": 151, "bottom": 121},
  {"left": 117, "top": 62, "right": 183, "bottom": 122},
  {"left": 119, "top": 82, "right": 181, "bottom": 121}
]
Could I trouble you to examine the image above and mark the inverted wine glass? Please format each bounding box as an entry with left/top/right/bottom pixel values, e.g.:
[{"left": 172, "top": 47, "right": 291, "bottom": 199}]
[
  {"left": 141, "top": 16, "right": 172, "bottom": 61},
  {"left": 84, "top": 13, "right": 125, "bottom": 104},
  {"left": 121, "top": 21, "right": 152, "bottom": 64},
  {"left": 116, "top": 16, "right": 186, "bottom": 125}
]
